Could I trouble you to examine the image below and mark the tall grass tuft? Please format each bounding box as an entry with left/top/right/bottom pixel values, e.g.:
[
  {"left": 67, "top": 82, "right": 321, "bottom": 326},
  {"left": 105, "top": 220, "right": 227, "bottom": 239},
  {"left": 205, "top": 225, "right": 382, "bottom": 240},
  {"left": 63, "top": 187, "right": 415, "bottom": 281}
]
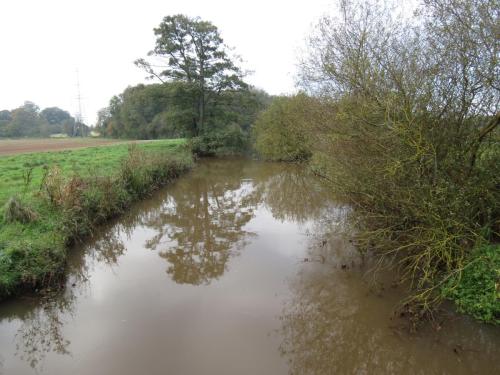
[{"left": 3, "top": 196, "right": 37, "bottom": 224}]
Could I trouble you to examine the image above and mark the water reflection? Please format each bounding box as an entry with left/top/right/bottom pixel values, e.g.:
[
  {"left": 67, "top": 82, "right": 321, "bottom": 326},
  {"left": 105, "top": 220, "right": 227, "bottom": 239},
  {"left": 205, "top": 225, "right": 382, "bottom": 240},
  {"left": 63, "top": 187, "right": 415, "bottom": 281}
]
[
  {"left": 13, "top": 294, "right": 72, "bottom": 370},
  {"left": 0, "top": 159, "right": 334, "bottom": 373},
  {"left": 253, "top": 164, "right": 332, "bottom": 223},
  {"left": 66, "top": 224, "right": 131, "bottom": 295},
  {"left": 142, "top": 161, "right": 258, "bottom": 285},
  {"left": 3, "top": 159, "right": 494, "bottom": 375},
  {"left": 0, "top": 225, "right": 129, "bottom": 373},
  {"left": 139, "top": 159, "right": 331, "bottom": 285},
  {"left": 279, "top": 223, "right": 500, "bottom": 375}
]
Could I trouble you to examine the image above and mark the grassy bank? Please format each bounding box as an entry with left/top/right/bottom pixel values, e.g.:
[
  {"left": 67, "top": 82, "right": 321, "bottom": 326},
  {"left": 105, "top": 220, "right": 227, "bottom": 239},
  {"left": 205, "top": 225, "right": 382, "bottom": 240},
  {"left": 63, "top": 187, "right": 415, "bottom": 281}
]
[{"left": 0, "top": 139, "right": 193, "bottom": 300}]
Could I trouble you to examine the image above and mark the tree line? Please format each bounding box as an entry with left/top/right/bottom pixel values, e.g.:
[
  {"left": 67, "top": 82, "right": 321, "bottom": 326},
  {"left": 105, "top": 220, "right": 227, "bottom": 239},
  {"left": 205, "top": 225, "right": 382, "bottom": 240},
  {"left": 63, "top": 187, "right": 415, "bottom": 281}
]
[
  {"left": 97, "top": 82, "right": 271, "bottom": 142},
  {"left": 0, "top": 102, "right": 87, "bottom": 138},
  {"left": 97, "top": 14, "right": 272, "bottom": 154}
]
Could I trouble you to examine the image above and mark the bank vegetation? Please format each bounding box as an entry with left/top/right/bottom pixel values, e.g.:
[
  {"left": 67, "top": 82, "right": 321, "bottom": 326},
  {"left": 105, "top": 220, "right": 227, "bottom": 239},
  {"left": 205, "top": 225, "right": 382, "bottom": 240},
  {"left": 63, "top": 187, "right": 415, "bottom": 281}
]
[
  {"left": 0, "top": 140, "right": 193, "bottom": 300},
  {"left": 254, "top": 0, "right": 499, "bottom": 324}
]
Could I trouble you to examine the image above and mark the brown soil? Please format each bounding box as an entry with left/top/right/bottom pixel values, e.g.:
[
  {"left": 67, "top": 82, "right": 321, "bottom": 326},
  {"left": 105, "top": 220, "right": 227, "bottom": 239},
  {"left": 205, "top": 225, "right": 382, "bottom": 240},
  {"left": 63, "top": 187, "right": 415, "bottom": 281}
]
[{"left": 0, "top": 138, "right": 124, "bottom": 156}]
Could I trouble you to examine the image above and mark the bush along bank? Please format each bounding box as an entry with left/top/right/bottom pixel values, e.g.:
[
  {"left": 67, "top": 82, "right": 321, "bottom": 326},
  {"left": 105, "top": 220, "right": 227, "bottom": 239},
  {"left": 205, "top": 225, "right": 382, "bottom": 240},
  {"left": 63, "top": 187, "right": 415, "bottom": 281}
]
[
  {"left": 250, "top": 0, "right": 499, "bottom": 325},
  {"left": 254, "top": 94, "right": 499, "bottom": 325},
  {"left": 0, "top": 144, "right": 194, "bottom": 301}
]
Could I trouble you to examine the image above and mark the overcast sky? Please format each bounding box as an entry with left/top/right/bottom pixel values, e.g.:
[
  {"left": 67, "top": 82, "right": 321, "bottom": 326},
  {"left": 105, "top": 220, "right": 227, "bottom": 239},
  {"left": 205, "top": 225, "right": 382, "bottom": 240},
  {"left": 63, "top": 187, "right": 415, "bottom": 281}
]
[{"left": 0, "top": 0, "right": 335, "bottom": 125}]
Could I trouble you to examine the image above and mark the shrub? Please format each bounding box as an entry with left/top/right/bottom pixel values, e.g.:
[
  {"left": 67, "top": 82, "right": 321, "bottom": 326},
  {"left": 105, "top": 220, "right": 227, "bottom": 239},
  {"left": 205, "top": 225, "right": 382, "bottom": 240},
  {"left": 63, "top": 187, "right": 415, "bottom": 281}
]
[
  {"left": 253, "top": 94, "right": 312, "bottom": 162},
  {"left": 190, "top": 123, "right": 250, "bottom": 156},
  {"left": 41, "top": 145, "right": 194, "bottom": 241},
  {"left": 296, "top": 0, "right": 499, "bottom": 320}
]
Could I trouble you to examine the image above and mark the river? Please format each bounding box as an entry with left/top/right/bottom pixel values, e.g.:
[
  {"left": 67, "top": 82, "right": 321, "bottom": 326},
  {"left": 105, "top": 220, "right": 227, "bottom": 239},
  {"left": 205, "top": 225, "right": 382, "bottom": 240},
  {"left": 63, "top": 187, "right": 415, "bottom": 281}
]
[{"left": 0, "top": 159, "right": 498, "bottom": 374}]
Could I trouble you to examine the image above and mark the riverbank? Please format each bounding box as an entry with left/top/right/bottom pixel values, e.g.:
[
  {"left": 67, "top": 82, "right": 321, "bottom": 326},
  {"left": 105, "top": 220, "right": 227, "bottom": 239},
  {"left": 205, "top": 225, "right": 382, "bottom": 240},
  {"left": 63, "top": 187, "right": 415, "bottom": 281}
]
[{"left": 0, "top": 139, "right": 194, "bottom": 301}]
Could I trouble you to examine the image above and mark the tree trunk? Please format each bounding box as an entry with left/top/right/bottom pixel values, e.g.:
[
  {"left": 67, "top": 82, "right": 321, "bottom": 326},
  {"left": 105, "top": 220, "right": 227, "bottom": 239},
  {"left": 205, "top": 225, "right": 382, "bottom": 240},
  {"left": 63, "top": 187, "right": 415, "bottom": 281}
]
[
  {"left": 198, "top": 61, "right": 205, "bottom": 134},
  {"left": 199, "top": 92, "right": 205, "bottom": 134}
]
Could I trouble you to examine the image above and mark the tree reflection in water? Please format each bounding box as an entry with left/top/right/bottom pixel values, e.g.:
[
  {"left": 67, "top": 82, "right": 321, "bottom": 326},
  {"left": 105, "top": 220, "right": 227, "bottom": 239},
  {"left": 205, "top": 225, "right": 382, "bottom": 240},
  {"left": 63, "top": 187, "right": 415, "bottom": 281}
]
[
  {"left": 0, "top": 159, "right": 338, "bottom": 373},
  {"left": 0, "top": 227, "right": 128, "bottom": 373},
  {"left": 141, "top": 160, "right": 333, "bottom": 285},
  {"left": 143, "top": 160, "right": 259, "bottom": 285},
  {"left": 14, "top": 294, "right": 72, "bottom": 371},
  {"left": 252, "top": 163, "right": 332, "bottom": 224}
]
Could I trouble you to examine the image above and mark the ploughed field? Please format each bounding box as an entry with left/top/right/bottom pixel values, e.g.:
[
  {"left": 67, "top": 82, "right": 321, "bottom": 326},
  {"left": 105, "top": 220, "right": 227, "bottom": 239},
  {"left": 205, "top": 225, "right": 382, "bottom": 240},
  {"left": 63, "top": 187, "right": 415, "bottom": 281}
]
[{"left": 0, "top": 138, "right": 126, "bottom": 156}]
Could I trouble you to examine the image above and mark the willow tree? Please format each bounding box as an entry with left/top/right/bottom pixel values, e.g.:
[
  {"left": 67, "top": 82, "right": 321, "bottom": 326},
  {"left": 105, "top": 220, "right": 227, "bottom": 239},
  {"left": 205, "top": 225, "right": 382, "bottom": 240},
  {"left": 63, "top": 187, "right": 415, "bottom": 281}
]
[
  {"left": 135, "top": 15, "right": 246, "bottom": 135},
  {"left": 298, "top": 0, "right": 499, "bottom": 318}
]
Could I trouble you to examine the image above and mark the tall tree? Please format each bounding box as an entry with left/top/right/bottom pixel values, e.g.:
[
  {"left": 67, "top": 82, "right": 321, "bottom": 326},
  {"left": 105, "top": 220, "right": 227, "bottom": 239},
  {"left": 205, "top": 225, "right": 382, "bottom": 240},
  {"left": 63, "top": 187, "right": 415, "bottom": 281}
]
[
  {"left": 6, "top": 102, "right": 42, "bottom": 137},
  {"left": 40, "top": 107, "right": 76, "bottom": 136},
  {"left": 135, "top": 14, "right": 246, "bottom": 134},
  {"left": 40, "top": 107, "right": 72, "bottom": 125}
]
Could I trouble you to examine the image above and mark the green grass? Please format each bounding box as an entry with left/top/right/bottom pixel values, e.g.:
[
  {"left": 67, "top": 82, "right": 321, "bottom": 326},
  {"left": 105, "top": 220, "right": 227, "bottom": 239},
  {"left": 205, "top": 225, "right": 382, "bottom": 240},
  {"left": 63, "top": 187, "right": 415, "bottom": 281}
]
[
  {"left": 0, "top": 139, "right": 186, "bottom": 206},
  {"left": 0, "top": 139, "right": 192, "bottom": 300}
]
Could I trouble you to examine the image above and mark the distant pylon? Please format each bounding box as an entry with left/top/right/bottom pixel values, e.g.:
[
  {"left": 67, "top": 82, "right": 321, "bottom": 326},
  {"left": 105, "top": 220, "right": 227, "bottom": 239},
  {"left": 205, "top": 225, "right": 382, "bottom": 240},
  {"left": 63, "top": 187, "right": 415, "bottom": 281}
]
[{"left": 75, "top": 69, "right": 85, "bottom": 137}]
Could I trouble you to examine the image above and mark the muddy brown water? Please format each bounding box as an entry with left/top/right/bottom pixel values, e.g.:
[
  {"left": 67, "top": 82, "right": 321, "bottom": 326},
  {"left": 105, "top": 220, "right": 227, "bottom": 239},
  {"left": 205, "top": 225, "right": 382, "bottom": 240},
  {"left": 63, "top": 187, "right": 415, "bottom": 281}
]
[{"left": 0, "top": 159, "right": 498, "bottom": 374}]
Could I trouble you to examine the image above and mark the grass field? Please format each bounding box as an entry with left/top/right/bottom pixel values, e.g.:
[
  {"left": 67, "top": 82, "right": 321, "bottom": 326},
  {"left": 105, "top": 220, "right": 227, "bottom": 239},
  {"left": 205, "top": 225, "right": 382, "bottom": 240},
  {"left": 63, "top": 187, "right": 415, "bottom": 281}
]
[
  {"left": 0, "top": 138, "right": 192, "bottom": 300},
  {"left": 0, "top": 139, "right": 186, "bottom": 206}
]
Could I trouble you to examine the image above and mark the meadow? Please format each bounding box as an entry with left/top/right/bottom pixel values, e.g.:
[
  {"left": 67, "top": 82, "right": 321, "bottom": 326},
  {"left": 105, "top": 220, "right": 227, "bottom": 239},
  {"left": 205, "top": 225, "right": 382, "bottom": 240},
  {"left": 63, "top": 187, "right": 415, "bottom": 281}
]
[{"left": 0, "top": 139, "right": 185, "bottom": 205}]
